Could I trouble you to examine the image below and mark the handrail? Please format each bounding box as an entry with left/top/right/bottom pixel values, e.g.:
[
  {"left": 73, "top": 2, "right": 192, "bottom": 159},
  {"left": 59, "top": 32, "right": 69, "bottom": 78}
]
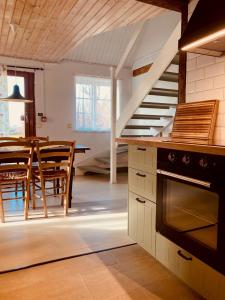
[{"left": 116, "top": 20, "right": 181, "bottom": 137}]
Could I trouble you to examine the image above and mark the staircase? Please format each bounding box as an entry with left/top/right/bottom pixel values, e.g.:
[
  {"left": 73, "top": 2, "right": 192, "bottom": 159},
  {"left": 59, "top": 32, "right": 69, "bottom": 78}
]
[
  {"left": 78, "top": 21, "right": 181, "bottom": 176},
  {"left": 121, "top": 54, "right": 179, "bottom": 138},
  {"left": 78, "top": 144, "right": 128, "bottom": 175}
]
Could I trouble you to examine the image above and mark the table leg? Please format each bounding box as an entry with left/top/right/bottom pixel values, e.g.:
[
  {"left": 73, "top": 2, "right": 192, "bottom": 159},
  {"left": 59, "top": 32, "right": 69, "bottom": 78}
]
[{"left": 69, "top": 153, "right": 75, "bottom": 208}]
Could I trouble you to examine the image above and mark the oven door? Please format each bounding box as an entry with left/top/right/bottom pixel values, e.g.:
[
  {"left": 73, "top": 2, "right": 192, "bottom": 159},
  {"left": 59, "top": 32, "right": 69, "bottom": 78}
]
[{"left": 156, "top": 169, "right": 219, "bottom": 253}]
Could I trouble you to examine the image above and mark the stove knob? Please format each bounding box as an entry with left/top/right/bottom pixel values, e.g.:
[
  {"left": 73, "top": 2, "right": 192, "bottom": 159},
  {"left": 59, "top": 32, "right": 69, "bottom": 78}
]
[
  {"left": 182, "top": 154, "right": 191, "bottom": 165},
  {"left": 199, "top": 157, "right": 208, "bottom": 169},
  {"left": 168, "top": 152, "right": 177, "bottom": 163}
]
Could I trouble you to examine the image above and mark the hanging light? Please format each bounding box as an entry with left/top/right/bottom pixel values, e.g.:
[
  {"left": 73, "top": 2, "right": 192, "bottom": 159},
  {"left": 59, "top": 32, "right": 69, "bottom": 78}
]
[
  {"left": 0, "top": 64, "right": 33, "bottom": 103},
  {"left": 0, "top": 84, "right": 33, "bottom": 103}
]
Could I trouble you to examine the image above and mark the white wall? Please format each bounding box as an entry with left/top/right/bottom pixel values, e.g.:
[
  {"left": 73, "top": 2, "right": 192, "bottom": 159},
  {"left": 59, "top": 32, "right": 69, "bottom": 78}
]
[
  {"left": 131, "top": 10, "right": 180, "bottom": 93},
  {"left": 0, "top": 56, "right": 132, "bottom": 165},
  {"left": 186, "top": 0, "right": 225, "bottom": 145}
]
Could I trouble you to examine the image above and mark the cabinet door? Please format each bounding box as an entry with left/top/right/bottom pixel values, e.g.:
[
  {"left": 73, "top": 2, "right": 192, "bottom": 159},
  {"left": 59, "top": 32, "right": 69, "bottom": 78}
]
[
  {"left": 128, "top": 192, "right": 138, "bottom": 242},
  {"left": 128, "top": 145, "right": 157, "bottom": 174},
  {"left": 143, "top": 199, "right": 156, "bottom": 257},
  {"left": 128, "top": 192, "right": 156, "bottom": 257},
  {"left": 129, "top": 168, "right": 156, "bottom": 202}
]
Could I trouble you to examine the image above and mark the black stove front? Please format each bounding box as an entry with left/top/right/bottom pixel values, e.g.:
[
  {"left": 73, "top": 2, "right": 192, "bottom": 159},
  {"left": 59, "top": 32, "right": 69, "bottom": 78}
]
[{"left": 156, "top": 148, "right": 225, "bottom": 275}]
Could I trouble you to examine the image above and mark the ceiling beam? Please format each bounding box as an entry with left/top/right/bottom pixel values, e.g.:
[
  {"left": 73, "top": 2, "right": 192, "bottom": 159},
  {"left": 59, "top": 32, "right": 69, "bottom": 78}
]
[{"left": 137, "top": 0, "right": 188, "bottom": 12}]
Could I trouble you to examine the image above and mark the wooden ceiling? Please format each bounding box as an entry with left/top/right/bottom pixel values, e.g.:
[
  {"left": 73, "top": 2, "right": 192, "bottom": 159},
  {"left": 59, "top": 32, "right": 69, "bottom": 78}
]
[{"left": 0, "top": 0, "right": 164, "bottom": 62}]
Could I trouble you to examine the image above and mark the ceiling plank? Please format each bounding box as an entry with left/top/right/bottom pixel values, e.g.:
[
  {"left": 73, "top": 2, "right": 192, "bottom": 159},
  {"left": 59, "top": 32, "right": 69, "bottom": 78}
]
[{"left": 136, "top": 0, "right": 188, "bottom": 12}]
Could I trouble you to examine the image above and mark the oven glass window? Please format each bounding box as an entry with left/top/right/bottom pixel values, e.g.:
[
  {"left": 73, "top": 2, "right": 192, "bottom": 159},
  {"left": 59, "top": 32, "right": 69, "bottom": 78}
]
[{"left": 163, "top": 179, "right": 218, "bottom": 250}]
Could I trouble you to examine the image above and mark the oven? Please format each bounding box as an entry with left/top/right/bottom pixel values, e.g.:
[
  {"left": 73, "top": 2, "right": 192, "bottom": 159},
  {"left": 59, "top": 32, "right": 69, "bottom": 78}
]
[{"left": 156, "top": 148, "right": 225, "bottom": 274}]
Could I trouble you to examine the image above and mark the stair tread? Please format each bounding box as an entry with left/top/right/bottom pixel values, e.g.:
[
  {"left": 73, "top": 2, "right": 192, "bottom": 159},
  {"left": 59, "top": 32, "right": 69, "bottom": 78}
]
[
  {"left": 159, "top": 71, "right": 178, "bottom": 82},
  {"left": 132, "top": 114, "right": 173, "bottom": 119},
  {"left": 121, "top": 135, "right": 154, "bottom": 137},
  {"left": 149, "top": 88, "right": 178, "bottom": 97},
  {"left": 125, "top": 125, "right": 164, "bottom": 129},
  {"left": 140, "top": 102, "right": 176, "bottom": 109},
  {"left": 78, "top": 165, "right": 110, "bottom": 175}
]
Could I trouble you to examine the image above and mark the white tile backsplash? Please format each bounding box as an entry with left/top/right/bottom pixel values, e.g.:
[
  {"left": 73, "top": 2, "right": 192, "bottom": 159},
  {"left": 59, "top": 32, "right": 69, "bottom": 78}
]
[{"left": 186, "top": 54, "right": 225, "bottom": 143}]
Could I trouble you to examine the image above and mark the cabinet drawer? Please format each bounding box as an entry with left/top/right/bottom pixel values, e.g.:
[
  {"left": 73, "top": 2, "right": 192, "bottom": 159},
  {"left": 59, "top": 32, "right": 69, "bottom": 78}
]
[
  {"left": 128, "top": 145, "right": 156, "bottom": 174},
  {"left": 129, "top": 168, "right": 156, "bottom": 202},
  {"left": 156, "top": 233, "right": 225, "bottom": 300}
]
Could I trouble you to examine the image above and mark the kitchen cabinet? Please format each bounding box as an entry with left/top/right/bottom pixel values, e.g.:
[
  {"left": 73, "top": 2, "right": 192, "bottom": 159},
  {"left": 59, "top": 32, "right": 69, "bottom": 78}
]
[
  {"left": 128, "top": 145, "right": 157, "bottom": 257},
  {"left": 129, "top": 192, "right": 156, "bottom": 257}
]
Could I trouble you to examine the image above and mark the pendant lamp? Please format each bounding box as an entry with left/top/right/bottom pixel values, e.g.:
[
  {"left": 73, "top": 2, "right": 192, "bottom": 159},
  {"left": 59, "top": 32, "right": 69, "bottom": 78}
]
[{"left": 0, "top": 66, "right": 33, "bottom": 103}]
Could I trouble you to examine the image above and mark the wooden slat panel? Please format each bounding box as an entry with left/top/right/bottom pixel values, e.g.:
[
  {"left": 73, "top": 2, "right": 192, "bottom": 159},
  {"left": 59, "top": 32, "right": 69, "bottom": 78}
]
[
  {"left": 171, "top": 100, "right": 219, "bottom": 144},
  {"left": 0, "top": 0, "right": 164, "bottom": 62}
]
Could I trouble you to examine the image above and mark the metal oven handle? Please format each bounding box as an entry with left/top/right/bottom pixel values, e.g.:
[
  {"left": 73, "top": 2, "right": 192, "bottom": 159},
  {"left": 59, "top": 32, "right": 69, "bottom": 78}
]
[{"left": 157, "top": 169, "right": 211, "bottom": 188}]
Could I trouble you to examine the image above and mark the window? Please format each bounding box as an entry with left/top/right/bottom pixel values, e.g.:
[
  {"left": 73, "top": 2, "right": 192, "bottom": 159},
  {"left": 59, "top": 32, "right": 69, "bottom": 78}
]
[{"left": 75, "top": 76, "right": 111, "bottom": 132}]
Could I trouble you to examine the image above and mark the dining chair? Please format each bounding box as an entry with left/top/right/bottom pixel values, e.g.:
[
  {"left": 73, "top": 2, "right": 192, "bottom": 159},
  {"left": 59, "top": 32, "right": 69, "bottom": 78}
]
[
  {"left": 33, "top": 141, "right": 75, "bottom": 217},
  {"left": 0, "top": 141, "right": 33, "bottom": 223}
]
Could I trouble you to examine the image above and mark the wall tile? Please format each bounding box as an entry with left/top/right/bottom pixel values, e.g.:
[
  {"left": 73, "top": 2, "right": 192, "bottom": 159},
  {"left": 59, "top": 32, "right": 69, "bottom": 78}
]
[
  {"left": 205, "top": 62, "right": 225, "bottom": 79},
  {"left": 213, "top": 75, "right": 225, "bottom": 89},
  {"left": 196, "top": 55, "right": 216, "bottom": 68},
  {"left": 187, "top": 58, "right": 196, "bottom": 71},
  {"left": 187, "top": 68, "right": 204, "bottom": 82},
  {"left": 195, "top": 78, "right": 213, "bottom": 92},
  {"left": 186, "top": 82, "right": 196, "bottom": 93}
]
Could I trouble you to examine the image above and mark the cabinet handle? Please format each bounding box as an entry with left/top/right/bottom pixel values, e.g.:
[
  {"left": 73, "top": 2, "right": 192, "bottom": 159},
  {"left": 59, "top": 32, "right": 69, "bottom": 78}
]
[
  {"left": 136, "top": 172, "right": 146, "bottom": 178},
  {"left": 136, "top": 198, "right": 146, "bottom": 204},
  {"left": 137, "top": 147, "right": 146, "bottom": 151},
  {"left": 177, "top": 250, "right": 192, "bottom": 261}
]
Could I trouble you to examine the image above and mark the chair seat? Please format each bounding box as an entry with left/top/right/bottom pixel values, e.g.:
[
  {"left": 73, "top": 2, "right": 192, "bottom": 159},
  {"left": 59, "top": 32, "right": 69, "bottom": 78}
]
[
  {"left": 0, "top": 171, "right": 27, "bottom": 184},
  {"left": 34, "top": 169, "right": 67, "bottom": 180}
]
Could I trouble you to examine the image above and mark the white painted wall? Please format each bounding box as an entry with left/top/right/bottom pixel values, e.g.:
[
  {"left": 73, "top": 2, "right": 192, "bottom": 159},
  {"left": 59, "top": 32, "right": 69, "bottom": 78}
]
[
  {"left": 0, "top": 56, "right": 132, "bottom": 166},
  {"left": 131, "top": 10, "right": 180, "bottom": 93},
  {"left": 186, "top": 0, "right": 225, "bottom": 145}
]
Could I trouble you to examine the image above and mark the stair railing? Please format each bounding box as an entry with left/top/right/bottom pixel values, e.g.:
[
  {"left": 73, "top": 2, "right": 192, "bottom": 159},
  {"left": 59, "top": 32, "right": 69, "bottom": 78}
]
[{"left": 116, "top": 20, "right": 181, "bottom": 137}]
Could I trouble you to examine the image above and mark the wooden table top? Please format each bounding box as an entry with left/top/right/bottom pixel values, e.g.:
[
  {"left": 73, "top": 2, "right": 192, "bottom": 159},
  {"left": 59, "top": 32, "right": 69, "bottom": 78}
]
[{"left": 0, "top": 144, "right": 90, "bottom": 154}]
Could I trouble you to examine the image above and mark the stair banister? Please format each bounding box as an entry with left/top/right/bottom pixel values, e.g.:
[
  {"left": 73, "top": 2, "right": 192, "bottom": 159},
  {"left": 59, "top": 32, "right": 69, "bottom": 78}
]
[{"left": 116, "top": 20, "right": 181, "bottom": 137}]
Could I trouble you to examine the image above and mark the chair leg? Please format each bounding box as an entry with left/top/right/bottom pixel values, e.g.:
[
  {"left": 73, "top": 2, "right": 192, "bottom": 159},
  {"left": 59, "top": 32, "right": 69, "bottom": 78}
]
[
  {"left": 64, "top": 179, "right": 69, "bottom": 216},
  {"left": 25, "top": 180, "right": 30, "bottom": 220},
  {"left": 32, "top": 178, "right": 36, "bottom": 209},
  {"left": 0, "top": 187, "right": 5, "bottom": 223},
  {"left": 15, "top": 181, "right": 18, "bottom": 197},
  {"left": 61, "top": 178, "right": 65, "bottom": 206},
  {"left": 41, "top": 179, "right": 48, "bottom": 218}
]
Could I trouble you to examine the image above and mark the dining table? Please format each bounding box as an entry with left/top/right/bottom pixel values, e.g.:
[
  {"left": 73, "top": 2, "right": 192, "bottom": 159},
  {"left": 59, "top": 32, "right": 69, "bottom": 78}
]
[{"left": 0, "top": 143, "right": 90, "bottom": 208}]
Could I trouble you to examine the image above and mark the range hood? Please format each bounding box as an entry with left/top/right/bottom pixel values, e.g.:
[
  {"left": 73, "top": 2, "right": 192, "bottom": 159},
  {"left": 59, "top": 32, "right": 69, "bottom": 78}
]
[{"left": 179, "top": 0, "right": 225, "bottom": 57}]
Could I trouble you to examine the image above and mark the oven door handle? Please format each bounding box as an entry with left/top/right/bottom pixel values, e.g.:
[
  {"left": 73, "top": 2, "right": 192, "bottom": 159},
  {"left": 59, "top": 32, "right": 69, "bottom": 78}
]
[{"left": 157, "top": 169, "right": 211, "bottom": 188}]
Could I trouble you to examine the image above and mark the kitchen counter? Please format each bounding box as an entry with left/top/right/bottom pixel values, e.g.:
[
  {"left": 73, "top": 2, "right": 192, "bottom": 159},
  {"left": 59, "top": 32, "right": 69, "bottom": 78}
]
[{"left": 116, "top": 137, "right": 225, "bottom": 156}]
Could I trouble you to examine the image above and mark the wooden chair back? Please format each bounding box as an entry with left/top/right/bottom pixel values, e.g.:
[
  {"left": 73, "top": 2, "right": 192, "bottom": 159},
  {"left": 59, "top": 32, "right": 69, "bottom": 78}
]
[
  {"left": 0, "top": 141, "right": 33, "bottom": 179},
  {"left": 20, "top": 136, "right": 49, "bottom": 142},
  {"left": 35, "top": 141, "right": 75, "bottom": 176}
]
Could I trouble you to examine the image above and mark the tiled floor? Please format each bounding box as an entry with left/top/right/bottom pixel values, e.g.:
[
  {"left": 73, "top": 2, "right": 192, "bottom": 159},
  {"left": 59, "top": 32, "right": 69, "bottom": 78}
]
[
  {"left": 0, "top": 244, "right": 202, "bottom": 300},
  {"left": 0, "top": 174, "right": 131, "bottom": 271},
  {"left": 0, "top": 174, "right": 203, "bottom": 299}
]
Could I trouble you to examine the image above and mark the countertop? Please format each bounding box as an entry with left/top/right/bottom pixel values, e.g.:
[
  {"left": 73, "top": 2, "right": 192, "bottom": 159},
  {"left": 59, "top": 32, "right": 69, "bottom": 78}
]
[{"left": 116, "top": 137, "right": 225, "bottom": 156}]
